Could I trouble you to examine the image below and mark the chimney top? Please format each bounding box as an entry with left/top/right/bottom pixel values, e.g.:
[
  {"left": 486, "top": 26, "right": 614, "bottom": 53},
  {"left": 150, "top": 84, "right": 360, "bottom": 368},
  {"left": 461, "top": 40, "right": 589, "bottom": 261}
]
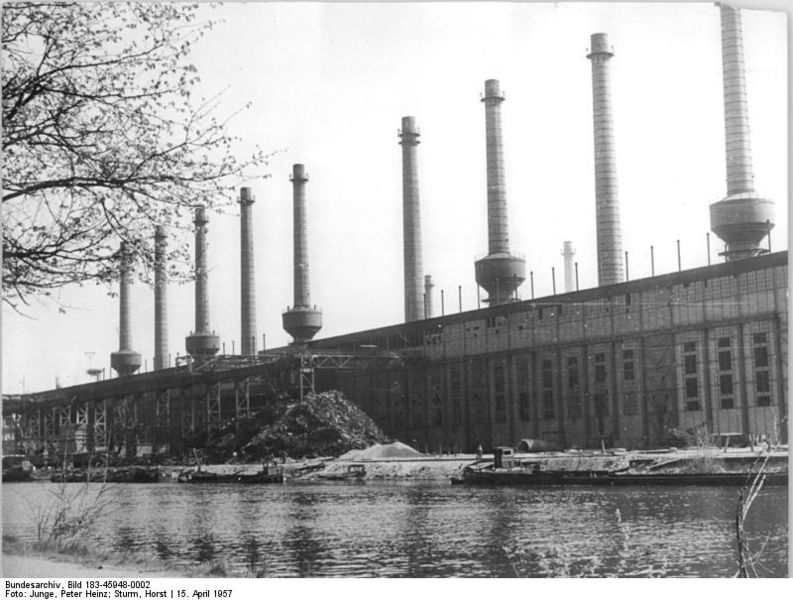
[
  {"left": 240, "top": 187, "right": 255, "bottom": 203},
  {"left": 588, "top": 33, "right": 613, "bottom": 58},
  {"left": 483, "top": 79, "right": 504, "bottom": 101}
]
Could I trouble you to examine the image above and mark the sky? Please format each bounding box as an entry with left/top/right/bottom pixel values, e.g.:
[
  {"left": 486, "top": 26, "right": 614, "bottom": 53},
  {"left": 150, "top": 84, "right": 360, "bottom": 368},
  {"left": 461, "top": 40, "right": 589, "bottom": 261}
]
[{"left": 1, "top": 1, "right": 788, "bottom": 394}]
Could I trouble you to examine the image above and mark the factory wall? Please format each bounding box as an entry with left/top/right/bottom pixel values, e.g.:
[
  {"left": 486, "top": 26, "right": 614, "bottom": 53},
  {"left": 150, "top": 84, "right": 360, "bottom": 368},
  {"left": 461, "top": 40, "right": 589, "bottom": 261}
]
[{"left": 314, "top": 252, "right": 788, "bottom": 451}]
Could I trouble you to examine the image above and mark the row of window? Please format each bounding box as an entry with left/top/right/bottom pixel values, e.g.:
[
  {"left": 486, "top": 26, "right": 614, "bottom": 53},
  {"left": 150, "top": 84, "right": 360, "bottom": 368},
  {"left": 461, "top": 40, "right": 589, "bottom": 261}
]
[
  {"left": 683, "top": 332, "right": 773, "bottom": 411},
  {"left": 323, "top": 263, "right": 784, "bottom": 355}
]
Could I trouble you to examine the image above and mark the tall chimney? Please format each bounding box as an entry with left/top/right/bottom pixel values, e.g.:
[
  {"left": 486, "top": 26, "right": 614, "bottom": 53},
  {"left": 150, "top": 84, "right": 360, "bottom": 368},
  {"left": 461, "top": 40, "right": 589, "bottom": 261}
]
[
  {"left": 399, "top": 116, "right": 424, "bottom": 322},
  {"left": 709, "top": 4, "right": 774, "bottom": 260},
  {"left": 587, "top": 33, "right": 625, "bottom": 286},
  {"left": 282, "top": 164, "right": 322, "bottom": 345},
  {"left": 474, "top": 79, "right": 526, "bottom": 305},
  {"left": 240, "top": 187, "right": 257, "bottom": 355},
  {"left": 424, "top": 274, "right": 434, "bottom": 318},
  {"left": 110, "top": 243, "right": 141, "bottom": 376},
  {"left": 153, "top": 226, "right": 168, "bottom": 370},
  {"left": 562, "top": 241, "right": 576, "bottom": 293},
  {"left": 185, "top": 207, "right": 219, "bottom": 358}
]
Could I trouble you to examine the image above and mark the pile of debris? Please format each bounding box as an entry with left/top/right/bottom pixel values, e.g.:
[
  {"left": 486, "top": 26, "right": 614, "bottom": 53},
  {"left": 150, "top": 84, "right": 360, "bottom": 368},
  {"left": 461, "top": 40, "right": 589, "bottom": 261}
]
[{"left": 204, "top": 390, "right": 388, "bottom": 461}]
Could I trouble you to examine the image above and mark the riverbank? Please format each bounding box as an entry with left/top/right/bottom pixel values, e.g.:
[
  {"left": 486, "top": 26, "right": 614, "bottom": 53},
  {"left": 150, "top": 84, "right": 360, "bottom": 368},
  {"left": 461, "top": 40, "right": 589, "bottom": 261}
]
[
  {"left": 11, "top": 445, "right": 786, "bottom": 485},
  {"left": 300, "top": 446, "right": 788, "bottom": 481},
  {"left": 1, "top": 537, "right": 184, "bottom": 578},
  {"left": 2, "top": 553, "right": 180, "bottom": 578},
  {"left": 1, "top": 538, "right": 266, "bottom": 578}
]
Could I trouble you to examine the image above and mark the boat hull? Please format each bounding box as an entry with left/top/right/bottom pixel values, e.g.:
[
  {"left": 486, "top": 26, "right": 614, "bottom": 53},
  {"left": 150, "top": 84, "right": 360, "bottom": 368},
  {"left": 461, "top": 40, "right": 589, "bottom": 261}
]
[{"left": 460, "top": 470, "right": 788, "bottom": 487}]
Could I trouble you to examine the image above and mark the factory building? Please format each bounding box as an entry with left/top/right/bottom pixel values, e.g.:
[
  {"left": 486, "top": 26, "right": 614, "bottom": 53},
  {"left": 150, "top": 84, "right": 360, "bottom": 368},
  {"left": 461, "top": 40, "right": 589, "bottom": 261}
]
[
  {"left": 309, "top": 250, "right": 787, "bottom": 450},
  {"left": 2, "top": 6, "right": 787, "bottom": 457}
]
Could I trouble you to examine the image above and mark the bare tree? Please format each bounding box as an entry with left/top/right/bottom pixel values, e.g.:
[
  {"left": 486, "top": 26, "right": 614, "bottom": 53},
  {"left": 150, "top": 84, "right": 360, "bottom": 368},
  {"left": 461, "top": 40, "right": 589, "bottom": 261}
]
[{"left": 2, "top": 2, "right": 268, "bottom": 310}]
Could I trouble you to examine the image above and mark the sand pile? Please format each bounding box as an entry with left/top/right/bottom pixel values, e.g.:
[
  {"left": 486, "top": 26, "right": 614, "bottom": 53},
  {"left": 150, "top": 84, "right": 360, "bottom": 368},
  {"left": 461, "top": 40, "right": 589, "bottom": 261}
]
[{"left": 338, "top": 441, "right": 424, "bottom": 461}]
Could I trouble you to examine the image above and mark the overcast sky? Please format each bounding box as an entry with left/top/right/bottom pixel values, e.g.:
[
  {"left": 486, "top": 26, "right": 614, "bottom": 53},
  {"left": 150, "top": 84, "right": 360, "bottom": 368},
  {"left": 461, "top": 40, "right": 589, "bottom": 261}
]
[{"left": 2, "top": 1, "right": 788, "bottom": 394}]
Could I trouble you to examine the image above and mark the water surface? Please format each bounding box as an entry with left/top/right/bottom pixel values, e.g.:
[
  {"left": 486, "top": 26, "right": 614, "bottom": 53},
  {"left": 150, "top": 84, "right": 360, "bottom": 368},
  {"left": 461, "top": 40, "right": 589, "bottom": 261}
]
[{"left": 2, "top": 481, "right": 787, "bottom": 577}]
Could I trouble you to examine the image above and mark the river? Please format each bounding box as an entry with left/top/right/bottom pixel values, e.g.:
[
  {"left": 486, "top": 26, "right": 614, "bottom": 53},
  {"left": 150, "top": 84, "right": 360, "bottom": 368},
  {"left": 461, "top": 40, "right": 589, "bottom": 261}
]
[{"left": 2, "top": 481, "right": 788, "bottom": 577}]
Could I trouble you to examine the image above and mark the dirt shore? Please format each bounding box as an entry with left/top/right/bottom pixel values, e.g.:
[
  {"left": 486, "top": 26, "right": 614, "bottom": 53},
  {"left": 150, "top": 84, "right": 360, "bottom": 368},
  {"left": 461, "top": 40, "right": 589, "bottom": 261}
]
[{"left": 2, "top": 552, "right": 183, "bottom": 578}]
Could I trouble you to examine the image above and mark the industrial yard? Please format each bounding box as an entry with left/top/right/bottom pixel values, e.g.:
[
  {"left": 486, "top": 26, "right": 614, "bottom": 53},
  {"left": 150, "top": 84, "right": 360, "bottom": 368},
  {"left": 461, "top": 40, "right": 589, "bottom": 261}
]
[{"left": 1, "top": 1, "right": 788, "bottom": 580}]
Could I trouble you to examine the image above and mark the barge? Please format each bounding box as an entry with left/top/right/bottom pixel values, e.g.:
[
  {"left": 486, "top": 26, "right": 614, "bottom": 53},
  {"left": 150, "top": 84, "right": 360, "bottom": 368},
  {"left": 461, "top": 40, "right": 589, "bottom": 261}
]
[
  {"left": 177, "top": 463, "right": 284, "bottom": 484},
  {"left": 454, "top": 446, "right": 788, "bottom": 487}
]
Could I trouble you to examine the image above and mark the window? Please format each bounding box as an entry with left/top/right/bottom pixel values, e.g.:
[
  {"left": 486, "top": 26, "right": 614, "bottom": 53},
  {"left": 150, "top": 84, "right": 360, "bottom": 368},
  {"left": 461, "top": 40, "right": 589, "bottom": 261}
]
[
  {"left": 684, "top": 355, "right": 697, "bottom": 375},
  {"left": 623, "top": 393, "right": 638, "bottom": 415},
  {"left": 568, "top": 364, "right": 579, "bottom": 391},
  {"left": 756, "top": 371, "right": 770, "bottom": 393},
  {"left": 594, "top": 392, "right": 609, "bottom": 416},
  {"left": 623, "top": 361, "right": 635, "bottom": 381},
  {"left": 719, "top": 374, "right": 733, "bottom": 396},
  {"left": 567, "top": 395, "right": 582, "bottom": 419},
  {"left": 542, "top": 390, "right": 554, "bottom": 420},
  {"left": 686, "top": 400, "right": 701, "bottom": 411},
  {"left": 685, "top": 378, "right": 699, "bottom": 398},
  {"left": 754, "top": 346, "right": 769, "bottom": 368},
  {"left": 622, "top": 350, "right": 634, "bottom": 360},
  {"left": 721, "top": 397, "right": 734, "bottom": 410},
  {"left": 757, "top": 396, "right": 771, "bottom": 407},
  {"left": 595, "top": 365, "right": 606, "bottom": 383},
  {"left": 594, "top": 353, "right": 605, "bottom": 362},
  {"left": 518, "top": 392, "right": 530, "bottom": 421},
  {"left": 753, "top": 333, "right": 767, "bottom": 345},
  {"left": 541, "top": 360, "right": 553, "bottom": 388},
  {"left": 516, "top": 360, "right": 529, "bottom": 388},
  {"left": 718, "top": 337, "right": 731, "bottom": 348},
  {"left": 718, "top": 351, "right": 732, "bottom": 372},
  {"left": 494, "top": 364, "right": 506, "bottom": 393},
  {"left": 683, "top": 341, "right": 696, "bottom": 352}
]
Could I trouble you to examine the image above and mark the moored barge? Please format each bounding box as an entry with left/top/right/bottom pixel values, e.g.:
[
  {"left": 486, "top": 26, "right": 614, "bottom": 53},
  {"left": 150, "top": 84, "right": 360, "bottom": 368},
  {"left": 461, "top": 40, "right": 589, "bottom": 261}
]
[{"left": 454, "top": 446, "right": 788, "bottom": 487}]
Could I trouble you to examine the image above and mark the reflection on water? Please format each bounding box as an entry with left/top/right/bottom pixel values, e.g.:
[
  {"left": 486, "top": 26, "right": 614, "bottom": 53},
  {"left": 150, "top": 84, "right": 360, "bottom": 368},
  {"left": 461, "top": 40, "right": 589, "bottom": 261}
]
[{"left": 2, "top": 481, "right": 787, "bottom": 577}]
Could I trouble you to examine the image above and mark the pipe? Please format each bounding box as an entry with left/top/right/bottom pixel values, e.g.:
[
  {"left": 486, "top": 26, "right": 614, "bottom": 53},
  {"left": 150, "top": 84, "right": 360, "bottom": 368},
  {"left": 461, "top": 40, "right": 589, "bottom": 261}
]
[
  {"left": 291, "top": 165, "right": 310, "bottom": 308},
  {"left": 482, "top": 79, "right": 509, "bottom": 255},
  {"left": 561, "top": 241, "right": 575, "bottom": 292},
  {"left": 709, "top": 4, "right": 775, "bottom": 261},
  {"left": 118, "top": 243, "right": 133, "bottom": 352},
  {"left": 424, "top": 274, "right": 434, "bottom": 319},
  {"left": 240, "top": 187, "right": 257, "bottom": 356},
  {"left": 399, "top": 116, "right": 424, "bottom": 322},
  {"left": 282, "top": 164, "right": 323, "bottom": 344},
  {"left": 154, "top": 226, "right": 168, "bottom": 370},
  {"left": 110, "top": 242, "right": 141, "bottom": 376},
  {"left": 194, "top": 207, "right": 210, "bottom": 333},
  {"left": 587, "top": 33, "right": 625, "bottom": 286},
  {"left": 185, "top": 206, "right": 219, "bottom": 358},
  {"left": 719, "top": 4, "right": 755, "bottom": 196}
]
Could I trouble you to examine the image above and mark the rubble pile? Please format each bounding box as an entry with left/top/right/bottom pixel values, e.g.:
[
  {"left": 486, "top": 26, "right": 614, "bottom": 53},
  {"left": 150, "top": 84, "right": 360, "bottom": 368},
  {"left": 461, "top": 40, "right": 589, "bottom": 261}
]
[{"left": 205, "top": 390, "right": 388, "bottom": 460}]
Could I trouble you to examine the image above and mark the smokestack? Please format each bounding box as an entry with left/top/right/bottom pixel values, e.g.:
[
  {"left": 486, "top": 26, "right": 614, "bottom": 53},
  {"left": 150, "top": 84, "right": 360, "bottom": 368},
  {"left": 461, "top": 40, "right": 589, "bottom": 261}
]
[
  {"left": 110, "top": 243, "right": 141, "bottom": 376},
  {"left": 185, "top": 207, "right": 219, "bottom": 358},
  {"left": 474, "top": 79, "right": 526, "bottom": 305},
  {"left": 240, "top": 187, "right": 257, "bottom": 355},
  {"left": 587, "top": 33, "right": 625, "bottom": 286},
  {"left": 424, "top": 274, "right": 434, "bottom": 318},
  {"left": 399, "top": 116, "right": 424, "bottom": 322},
  {"left": 709, "top": 4, "right": 774, "bottom": 260},
  {"left": 153, "top": 226, "right": 168, "bottom": 370},
  {"left": 562, "top": 241, "right": 575, "bottom": 293},
  {"left": 282, "top": 164, "right": 322, "bottom": 345}
]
